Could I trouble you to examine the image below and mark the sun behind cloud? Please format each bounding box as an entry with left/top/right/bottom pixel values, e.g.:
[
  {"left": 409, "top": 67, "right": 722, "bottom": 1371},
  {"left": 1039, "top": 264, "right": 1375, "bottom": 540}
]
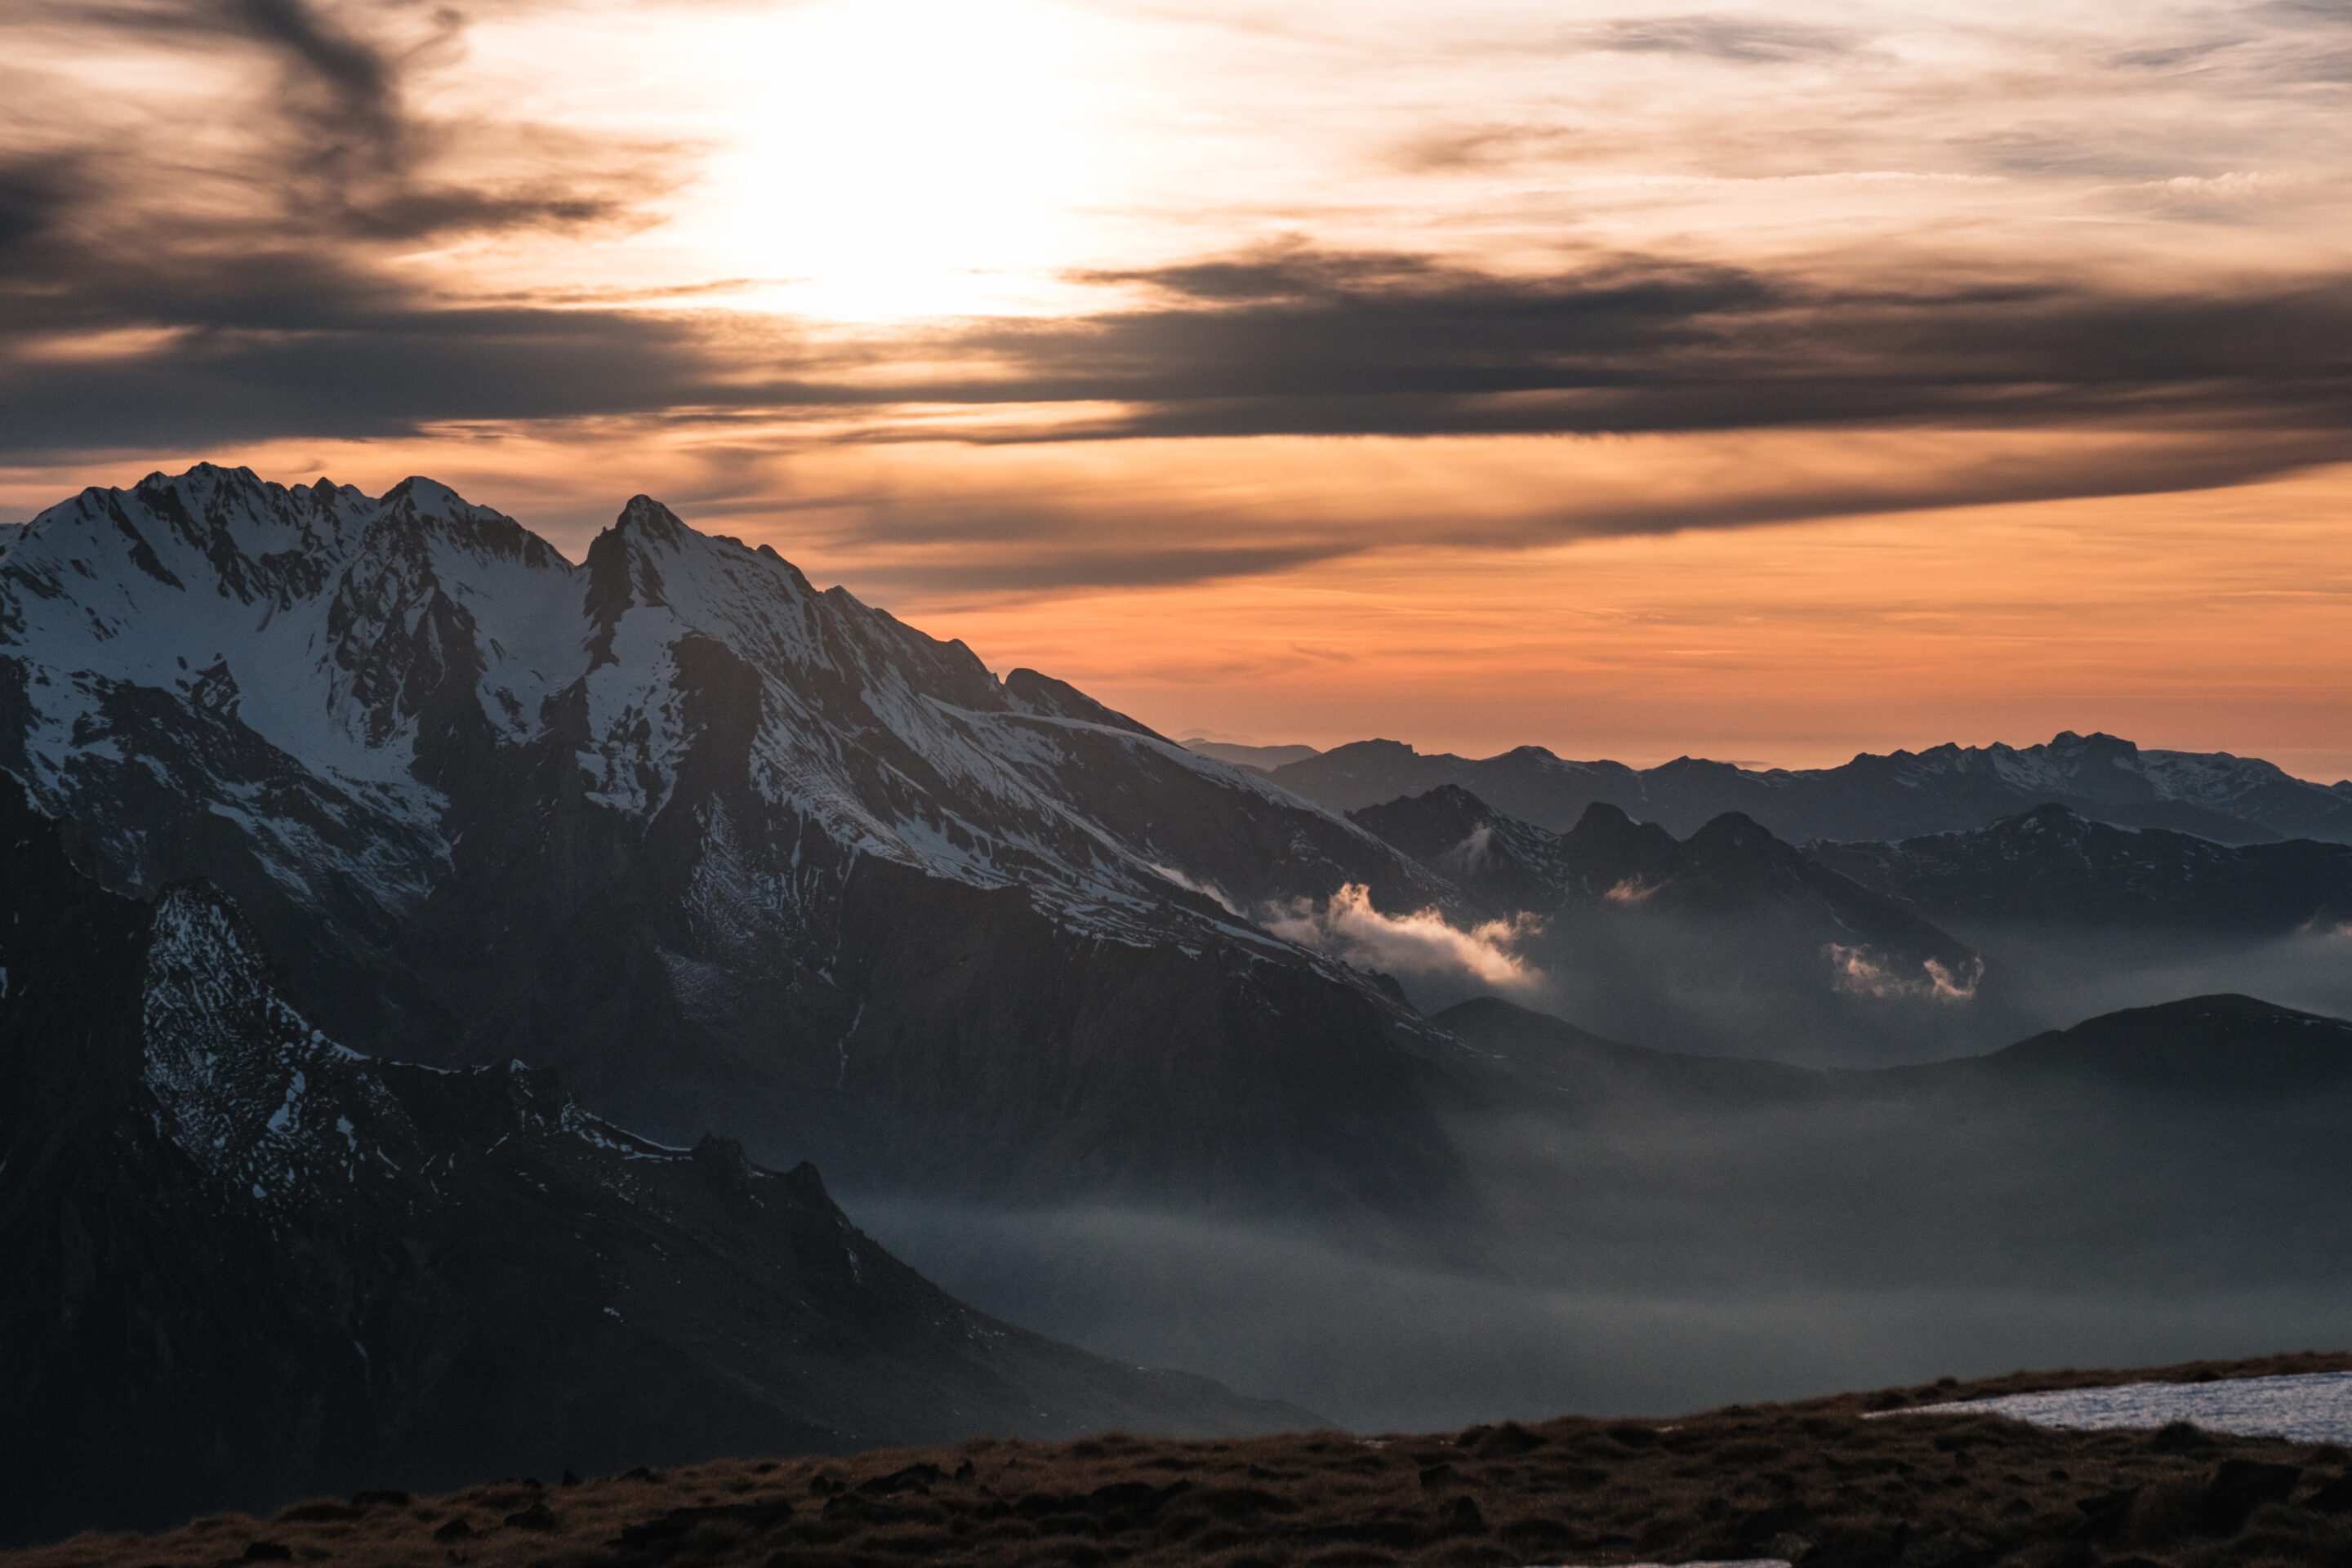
[{"left": 685, "top": 0, "right": 1119, "bottom": 321}]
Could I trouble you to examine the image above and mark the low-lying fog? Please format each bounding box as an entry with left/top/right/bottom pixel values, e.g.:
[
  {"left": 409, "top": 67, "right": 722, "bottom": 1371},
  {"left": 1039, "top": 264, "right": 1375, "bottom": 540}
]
[
  {"left": 850, "top": 1196, "right": 2352, "bottom": 1433},
  {"left": 1958, "top": 921, "right": 2352, "bottom": 1045},
  {"left": 849, "top": 920, "right": 2352, "bottom": 1433},
  {"left": 1353, "top": 911, "right": 2352, "bottom": 1067}
]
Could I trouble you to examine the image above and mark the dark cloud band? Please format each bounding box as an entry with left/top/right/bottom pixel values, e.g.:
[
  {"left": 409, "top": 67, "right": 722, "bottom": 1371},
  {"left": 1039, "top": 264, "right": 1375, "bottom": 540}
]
[{"left": 6, "top": 0, "right": 2350, "bottom": 592}]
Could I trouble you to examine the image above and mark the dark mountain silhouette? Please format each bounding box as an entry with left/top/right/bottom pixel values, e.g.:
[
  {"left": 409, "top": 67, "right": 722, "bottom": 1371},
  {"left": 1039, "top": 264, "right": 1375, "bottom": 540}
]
[
  {"left": 1899, "top": 992, "right": 2352, "bottom": 1099},
  {"left": 1272, "top": 733, "right": 2352, "bottom": 845},
  {"left": 1809, "top": 804, "right": 2352, "bottom": 934},
  {"left": 1435, "top": 991, "right": 2352, "bottom": 1298},
  {"left": 1348, "top": 784, "right": 1974, "bottom": 964},
  {"left": 1348, "top": 783, "right": 1682, "bottom": 912},
  {"left": 1441, "top": 991, "right": 2352, "bottom": 1108},
  {"left": 0, "top": 796, "right": 1307, "bottom": 1546},
  {"left": 1348, "top": 786, "right": 1984, "bottom": 1049}
]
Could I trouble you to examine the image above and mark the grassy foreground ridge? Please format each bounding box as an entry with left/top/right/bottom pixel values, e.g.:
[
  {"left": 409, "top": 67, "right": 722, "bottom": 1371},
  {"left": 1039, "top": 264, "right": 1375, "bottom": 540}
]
[{"left": 16, "top": 1352, "right": 2352, "bottom": 1568}]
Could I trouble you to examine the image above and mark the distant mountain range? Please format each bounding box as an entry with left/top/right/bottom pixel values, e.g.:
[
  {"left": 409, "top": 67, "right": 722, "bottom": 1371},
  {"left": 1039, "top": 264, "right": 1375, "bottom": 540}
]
[
  {"left": 1810, "top": 804, "right": 2352, "bottom": 934},
  {"left": 11, "top": 466, "right": 2345, "bottom": 1169},
  {"left": 1350, "top": 784, "right": 1972, "bottom": 970},
  {"left": 1347, "top": 784, "right": 1991, "bottom": 1056},
  {"left": 1232, "top": 733, "right": 2352, "bottom": 845},
  {"left": 0, "top": 796, "right": 1303, "bottom": 1544}
]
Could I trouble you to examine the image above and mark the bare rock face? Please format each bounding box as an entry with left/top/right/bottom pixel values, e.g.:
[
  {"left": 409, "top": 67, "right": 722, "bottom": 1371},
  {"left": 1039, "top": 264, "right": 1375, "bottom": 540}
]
[{"left": 0, "top": 796, "right": 1309, "bottom": 1545}]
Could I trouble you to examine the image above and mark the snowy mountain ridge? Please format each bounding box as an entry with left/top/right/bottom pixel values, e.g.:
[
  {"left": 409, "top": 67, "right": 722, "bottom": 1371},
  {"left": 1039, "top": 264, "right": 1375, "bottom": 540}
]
[
  {"left": 0, "top": 465, "right": 1420, "bottom": 947},
  {"left": 1868, "top": 730, "right": 2343, "bottom": 821},
  {"left": 1, "top": 464, "right": 1462, "bottom": 1202}
]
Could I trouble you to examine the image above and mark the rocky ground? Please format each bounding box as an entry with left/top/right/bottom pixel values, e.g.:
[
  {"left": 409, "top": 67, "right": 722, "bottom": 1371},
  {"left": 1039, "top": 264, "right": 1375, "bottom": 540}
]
[{"left": 12, "top": 1352, "right": 2350, "bottom": 1568}]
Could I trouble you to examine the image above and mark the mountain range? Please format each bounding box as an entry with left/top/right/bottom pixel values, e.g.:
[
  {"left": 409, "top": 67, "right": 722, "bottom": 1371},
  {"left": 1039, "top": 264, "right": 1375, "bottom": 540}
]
[
  {"left": 1349, "top": 784, "right": 1974, "bottom": 972},
  {"left": 11, "top": 463, "right": 2352, "bottom": 1539},
  {"left": 1809, "top": 804, "right": 2352, "bottom": 934},
  {"left": 1343, "top": 784, "right": 1988, "bottom": 1054},
  {"left": 1241, "top": 733, "right": 2352, "bottom": 845}
]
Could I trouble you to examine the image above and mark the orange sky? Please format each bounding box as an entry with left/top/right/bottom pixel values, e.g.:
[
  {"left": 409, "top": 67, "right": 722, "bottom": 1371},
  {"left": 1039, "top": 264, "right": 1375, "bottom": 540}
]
[
  {"left": 911, "top": 463, "right": 2352, "bottom": 778},
  {"left": 4, "top": 0, "right": 2349, "bottom": 777}
]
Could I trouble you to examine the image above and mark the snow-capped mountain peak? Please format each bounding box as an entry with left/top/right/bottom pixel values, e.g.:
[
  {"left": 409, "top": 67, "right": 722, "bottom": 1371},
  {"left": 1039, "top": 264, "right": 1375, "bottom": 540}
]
[{"left": 3, "top": 466, "right": 1454, "bottom": 1185}]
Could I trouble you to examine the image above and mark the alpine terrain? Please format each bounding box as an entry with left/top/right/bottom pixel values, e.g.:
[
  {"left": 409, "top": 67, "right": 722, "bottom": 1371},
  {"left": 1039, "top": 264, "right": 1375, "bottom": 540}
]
[
  {"left": 0, "top": 791, "right": 1305, "bottom": 1545},
  {"left": 0, "top": 465, "right": 1468, "bottom": 1212}
]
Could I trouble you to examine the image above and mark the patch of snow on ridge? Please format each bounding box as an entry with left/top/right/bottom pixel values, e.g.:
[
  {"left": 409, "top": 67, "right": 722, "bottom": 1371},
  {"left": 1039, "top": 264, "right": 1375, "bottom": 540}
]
[
  {"left": 139, "top": 885, "right": 412, "bottom": 1209},
  {"left": 2140, "top": 748, "right": 2306, "bottom": 807},
  {"left": 1913, "top": 1372, "right": 2352, "bottom": 1445}
]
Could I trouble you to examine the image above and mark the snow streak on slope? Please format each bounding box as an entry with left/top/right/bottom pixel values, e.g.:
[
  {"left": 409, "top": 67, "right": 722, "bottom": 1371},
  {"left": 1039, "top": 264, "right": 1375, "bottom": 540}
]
[{"left": 1921, "top": 1373, "right": 2352, "bottom": 1445}]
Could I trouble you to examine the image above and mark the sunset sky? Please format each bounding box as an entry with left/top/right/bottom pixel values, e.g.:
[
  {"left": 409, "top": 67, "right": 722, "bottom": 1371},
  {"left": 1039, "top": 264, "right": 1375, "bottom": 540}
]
[{"left": 4, "top": 0, "right": 2348, "bottom": 773}]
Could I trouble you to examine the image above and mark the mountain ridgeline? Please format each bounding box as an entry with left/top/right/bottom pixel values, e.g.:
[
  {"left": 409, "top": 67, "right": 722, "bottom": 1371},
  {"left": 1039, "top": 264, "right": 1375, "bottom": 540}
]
[
  {"left": 0, "top": 466, "right": 1467, "bottom": 1213},
  {"left": 1260, "top": 733, "right": 2352, "bottom": 846}
]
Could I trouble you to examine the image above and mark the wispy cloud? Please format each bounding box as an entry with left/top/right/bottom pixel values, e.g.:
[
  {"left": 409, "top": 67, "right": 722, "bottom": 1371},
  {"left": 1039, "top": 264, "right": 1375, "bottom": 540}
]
[
  {"left": 1581, "top": 14, "right": 1862, "bottom": 63},
  {"left": 1263, "top": 884, "right": 1542, "bottom": 990}
]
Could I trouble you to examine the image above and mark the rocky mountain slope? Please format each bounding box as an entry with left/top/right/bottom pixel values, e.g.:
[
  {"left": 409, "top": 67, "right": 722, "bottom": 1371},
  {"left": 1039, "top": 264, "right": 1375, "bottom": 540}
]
[
  {"left": 1352, "top": 784, "right": 1972, "bottom": 970},
  {"left": 1349, "top": 785, "right": 1986, "bottom": 1055},
  {"left": 0, "top": 466, "right": 1463, "bottom": 1211},
  {"left": 0, "top": 798, "right": 1306, "bottom": 1546},
  {"left": 1272, "top": 732, "right": 2352, "bottom": 845},
  {"left": 1808, "top": 804, "right": 2352, "bottom": 934}
]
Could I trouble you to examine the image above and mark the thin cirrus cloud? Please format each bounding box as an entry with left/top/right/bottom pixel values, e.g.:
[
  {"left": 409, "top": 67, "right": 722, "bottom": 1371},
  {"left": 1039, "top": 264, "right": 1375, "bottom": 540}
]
[
  {"left": 2, "top": 0, "right": 2350, "bottom": 599},
  {"left": 1579, "top": 14, "right": 1862, "bottom": 62}
]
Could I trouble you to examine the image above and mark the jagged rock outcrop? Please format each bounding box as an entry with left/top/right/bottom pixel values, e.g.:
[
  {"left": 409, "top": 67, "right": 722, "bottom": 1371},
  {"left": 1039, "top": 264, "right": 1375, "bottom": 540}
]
[{"left": 0, "top": 798, "right": 1308, "bottom": 1544}]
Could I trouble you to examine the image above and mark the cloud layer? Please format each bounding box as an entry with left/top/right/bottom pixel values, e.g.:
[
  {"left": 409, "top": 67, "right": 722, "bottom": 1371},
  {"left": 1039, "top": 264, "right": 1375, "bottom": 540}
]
[{"left": 5, "top": 0, "right": 2350, "bottom": 599}]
